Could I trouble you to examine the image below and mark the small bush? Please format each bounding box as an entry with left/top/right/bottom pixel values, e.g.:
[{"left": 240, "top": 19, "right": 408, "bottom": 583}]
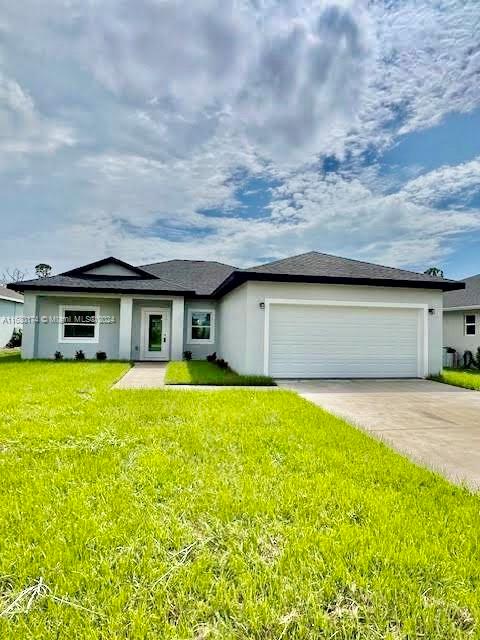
[
  {"left": 183, "top": 350, "right": 193, "bottom": 361},
  {"left": 75, "top": 350, "right": 86, "bottom": 360},
  {"left": 6, "top": 328, "right": 22, "bottom": 348},
  {"left": 206, "top": 352, "right": 217, "bottom": 362},
  {"left": 54, "top": 351, "right": 64, "bottom": 360},
  {"left": 216, "top": 358, "right": 229, "bottom": 370},
  {"left": 96, "top": 351, "right": 107, "bottom": 360}
]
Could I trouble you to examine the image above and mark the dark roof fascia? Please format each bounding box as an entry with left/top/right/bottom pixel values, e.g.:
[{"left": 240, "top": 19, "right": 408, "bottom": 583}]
[
  {"left": 8, "top": 283, "right": 196, "bottom": 296},
  {"left": 213, "top": 271, "right": 465, "bottom": 298},
  {"left": 60, "top": 257, "right": 157, "bottom": 279}
]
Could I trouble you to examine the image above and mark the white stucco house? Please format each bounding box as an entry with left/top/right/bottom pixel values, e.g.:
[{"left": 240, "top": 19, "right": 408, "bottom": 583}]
[
  {"left": 0, "top": 286, "right": 24, "bottom": 347},
  {"left": 8, "top": 252, "right": 464, "bottom": 378},
  {"left": 443, "top": 274, "right": 480, "bottom": 362}
]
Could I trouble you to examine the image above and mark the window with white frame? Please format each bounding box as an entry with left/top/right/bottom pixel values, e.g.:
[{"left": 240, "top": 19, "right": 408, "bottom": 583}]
[
  {"left": 465, "top": 314, "right": 476, "bottom": 336},
  {"left": 188, "top": 309, "right": 215, "bottom": 344},
  {"left": 59, "top": 305, "right": 100, "bottom": 343}
]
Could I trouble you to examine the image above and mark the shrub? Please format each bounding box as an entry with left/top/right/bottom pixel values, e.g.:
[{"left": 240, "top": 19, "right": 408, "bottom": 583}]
[
  {"left": 96, "top": 351, "right": 107, "bottom": 360},
  {"left": 183, "top": 350, "right": 193, "bottom": 361},
  {"left": 5, "top": 328, "right": 22, "bottom": 348},
  {"left": 206, "top": 352, "right": 217, "bottom": 362},
  {"left": 75, "top": 350, "right": 86, "bottom": 360},
  {"left": 216, "top": 358, "right": 229, "bottom": 370},
  {"left": 54, "top": 351, "right": 63, "bottom": 360}
]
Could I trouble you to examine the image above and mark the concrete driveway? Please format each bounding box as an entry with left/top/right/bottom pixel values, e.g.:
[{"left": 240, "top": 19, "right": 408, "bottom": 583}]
[{"left": 276, "top": 379, "right": 480, "bottom": 490}]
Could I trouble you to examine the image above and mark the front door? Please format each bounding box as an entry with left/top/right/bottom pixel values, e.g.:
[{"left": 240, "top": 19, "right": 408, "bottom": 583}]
[{"left": 140, "top": 309, "right": 170, "bottom": 360}]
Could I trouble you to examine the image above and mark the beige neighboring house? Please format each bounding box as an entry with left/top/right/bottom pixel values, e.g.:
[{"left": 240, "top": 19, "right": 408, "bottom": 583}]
[
  {"left": 443, "top": 274, "right": 480, "bottom": 362},
  {"left": 0, "top": 286, "right": 23, "bottom": 347}
]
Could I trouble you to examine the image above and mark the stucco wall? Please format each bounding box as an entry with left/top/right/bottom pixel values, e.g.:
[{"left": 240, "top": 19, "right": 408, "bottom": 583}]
[
  {"left": 183, "top": 299, "right": 218, "bottom": 360},
  {"left": 0, "top": 299, "right": 23, "bottom": 347},
  {"left": 222, "top": 281, "right": 443, "bottom": 376},
  {"left": 84, "top": 264, "right": 139, "bottom": 276},
  {"left": 444, "top": 309, "right": 480, "bottom": 356},
  {"left": 217, "top": 284, "right": 248, "bottom": 372},
  {"left": 35, "top": 296, "right": 121, "bottom": 359}
]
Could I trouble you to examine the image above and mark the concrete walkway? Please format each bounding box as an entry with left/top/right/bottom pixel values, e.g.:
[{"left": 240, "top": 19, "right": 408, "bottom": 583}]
[
  {"left": 113, "top": 362, "right": 167, "bottom": 389},
  {"left": 113, "top": 362, "right": 279, "bottom": 391},
  {"left": 277, "top": 378, "right": 480, "bottom": 490}
]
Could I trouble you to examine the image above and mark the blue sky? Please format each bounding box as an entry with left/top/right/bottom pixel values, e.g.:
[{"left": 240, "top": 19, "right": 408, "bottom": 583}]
[{"left": 0, "top": 0, "right": 479, "bottom": 281}]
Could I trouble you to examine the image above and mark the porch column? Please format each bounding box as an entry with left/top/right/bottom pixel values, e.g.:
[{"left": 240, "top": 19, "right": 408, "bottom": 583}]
[
  {"left": 171, "top": 297, "right": 185, "bottom": 360},
  {"left": 21, "top": 292, "right": 37, "bottom": 359},
  {"left": 119, "top": 296, "right": 133, "bottom": 360}
]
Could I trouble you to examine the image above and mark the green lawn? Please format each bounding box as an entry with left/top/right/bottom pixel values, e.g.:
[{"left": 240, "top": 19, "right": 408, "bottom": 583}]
[
  {"left": 0, "top": 348, "right": 20, "bottom": 360},
  {"left": 431, "top": 368, "right": 480, "bottom": 391},
  {"left": 0, "top": 359, "right": 479, "bottom": 639},
  {"left": 165, "top": 360, "right": 275, "bottom": 386}
]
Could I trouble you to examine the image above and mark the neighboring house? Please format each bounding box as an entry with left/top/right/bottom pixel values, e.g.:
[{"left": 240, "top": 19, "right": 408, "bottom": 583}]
[
  {"left": 0, "top": 286, "right": 24, "bottom": 347},
  {"left": 443, "top": 274, "right": 480, "bottom": 359},
  {"left": 8, "top": 252, "right": 463, "bottom": 378}
]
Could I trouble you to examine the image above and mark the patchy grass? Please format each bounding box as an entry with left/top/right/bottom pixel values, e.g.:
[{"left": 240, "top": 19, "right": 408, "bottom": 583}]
[
  {"left": 165, "top": 360, "right": 275, "bottom": 386},
  {"left": 431, "top": 368, "right": 480, "bottom": 391},
  {"left": 0, "top": 358, "right": 479, "bottom": 638}
]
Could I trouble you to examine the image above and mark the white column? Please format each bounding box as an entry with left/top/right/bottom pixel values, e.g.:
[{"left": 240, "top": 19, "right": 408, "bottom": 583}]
[
  {"left": 171, "top": 297, "right": 185, "bottom": 360},
  {"left": 119, "top": 296, "right": 133, "bottom": 360},
  {"left": 21, "top": 292, "right": 37, "bottom": 359}
]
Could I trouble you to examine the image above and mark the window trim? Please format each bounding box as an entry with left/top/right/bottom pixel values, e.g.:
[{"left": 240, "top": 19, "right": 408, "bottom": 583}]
[
  {"left": 187, "top": 308, "right": 215, "bottom": 345},
  {"left": 58, "top": 304, "right": 100, "bottom": 344},
  {"left": 464, "top": 313, "right": 477, "bottom": 336}
]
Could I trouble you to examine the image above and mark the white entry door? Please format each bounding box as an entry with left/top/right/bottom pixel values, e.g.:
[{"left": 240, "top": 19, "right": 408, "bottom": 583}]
[{"left": 140, "top": 309, "right": 170, "bottom": 360}]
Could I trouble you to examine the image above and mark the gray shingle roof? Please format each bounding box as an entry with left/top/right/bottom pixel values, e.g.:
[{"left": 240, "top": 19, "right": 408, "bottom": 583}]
[
  {"left": 247, "top": 251, "right": 460, "bottom": 286},
  {"left": 0, "top": 286, "right": 23, "bottom": 302},
  {"left": 8, "top": 274, "right": 193, "bottom": 295},
  {"left": 7, "top": 252, "right": 463, "bottom": 297},
  {"left": 140, "top": 260, "right": 237, "bottom": 296},
  {"left": 444, "top": 274, "right": 480, "bottom": 308}
]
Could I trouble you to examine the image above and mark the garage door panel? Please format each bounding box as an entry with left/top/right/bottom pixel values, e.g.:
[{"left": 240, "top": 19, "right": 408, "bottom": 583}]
[{"left": 269, "top": 304, "right": 420, "bottom": 378}]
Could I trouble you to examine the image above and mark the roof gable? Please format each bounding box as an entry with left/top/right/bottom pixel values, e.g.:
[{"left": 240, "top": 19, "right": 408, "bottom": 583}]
[{"left": 61, "top": 257, "right": 157, "bottom": 279}]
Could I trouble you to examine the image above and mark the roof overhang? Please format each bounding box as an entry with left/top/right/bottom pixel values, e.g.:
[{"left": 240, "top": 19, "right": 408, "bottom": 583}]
[
  {"left": 7, "top": 283, "right": 195, "bottom": 296},
  {"left": 0, "top": 292, "right": 24, "bottom": 303},
  {"left": 213, "top": 271, "right": 465, "bottom": 298},
  {"left": 444, "top": 305, "right": 480, "bottom": 311}
]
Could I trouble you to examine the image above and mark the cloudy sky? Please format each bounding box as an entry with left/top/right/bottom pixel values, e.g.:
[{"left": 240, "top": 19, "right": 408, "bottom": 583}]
[{"left": 1, "top": 0, "right": 479, "bottom": 280}]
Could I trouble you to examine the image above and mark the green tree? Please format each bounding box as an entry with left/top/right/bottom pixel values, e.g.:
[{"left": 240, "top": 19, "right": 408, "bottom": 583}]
[
  {"left": 35, "top": 263, "right": 52, "bottom": 278},
  {"left": 424, "top": 266, "right": 444, "bottom": 278}
]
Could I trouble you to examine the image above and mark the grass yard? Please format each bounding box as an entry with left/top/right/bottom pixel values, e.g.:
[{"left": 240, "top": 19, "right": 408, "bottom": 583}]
[
  {"left": 0, "top": 348, "right": 20, "bottom": 359},
  {"left": 431, "top": 368, "right": 480, "bottom": 391},
  {"left": 165, "top": 360, "right": 275, "bottom": 386},
  {"left": 0, "top": 358, "right": 479, "bottom": 639}
]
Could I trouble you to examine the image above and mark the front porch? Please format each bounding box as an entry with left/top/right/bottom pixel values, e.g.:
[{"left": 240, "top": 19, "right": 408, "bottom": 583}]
[{"left": 22, "top": 293, "right": 185, "bottom": 360}]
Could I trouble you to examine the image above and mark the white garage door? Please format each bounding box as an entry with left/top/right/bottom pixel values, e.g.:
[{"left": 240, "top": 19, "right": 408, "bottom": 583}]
[{"left": 268, "top": 304, "right": 421, "bottom": 378}]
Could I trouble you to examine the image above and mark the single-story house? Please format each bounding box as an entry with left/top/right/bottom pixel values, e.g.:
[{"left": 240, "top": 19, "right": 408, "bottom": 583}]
[
  {"left": 443, "top": 273, "right": 480, "bottom": 360},
  {"left": 8, "top": 252, "right": 463, "bottom": 378},
  {"left": 0, "top": 286, "right": 24, "bottom": 347}
]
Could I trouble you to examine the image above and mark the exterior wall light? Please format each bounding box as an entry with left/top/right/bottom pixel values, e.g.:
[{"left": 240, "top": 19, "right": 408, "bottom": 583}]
[{"left": 259, "top": 302, "right": 265, "bottom": 310}]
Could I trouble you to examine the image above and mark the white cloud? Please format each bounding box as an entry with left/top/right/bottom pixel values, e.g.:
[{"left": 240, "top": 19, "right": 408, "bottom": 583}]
[
  {"left": 0, "top": 73, "right": 75, "bottom": 159},
  {"left": 401, "top": 158, "right": 480, "bottom": 207},
  {"left": 0, "top": 0, "right": 479, "bottom": 276}
]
